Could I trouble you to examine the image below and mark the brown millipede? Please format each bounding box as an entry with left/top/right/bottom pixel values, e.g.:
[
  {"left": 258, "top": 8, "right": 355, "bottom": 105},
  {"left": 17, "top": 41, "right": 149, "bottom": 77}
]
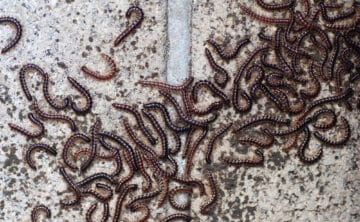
[
  {"left": 160, "top": 213, "right": 192, "bottom": 222},
  {"left": 31, "top": 204, "right": 51, "bottom": 222},
  {"left": 239, "top": 4, "right": 290, "bottom": 25},
  {"left": 81, "top": 53, "right": 116, "bottom": 80},
  {"left": 255, "top": 0, "right": 295, "bottom": 11},
  {"left": 113, "top": 184, "right": 137, "bottom": 222},
  {"left": 233, "top": 115, "right": 290, "bottom": 132},
  {"left": 168, "top": 185, "right": 193, "bottom": 211},
  {"left": 137, "top": 76, "right": 194, "bottom": 91},
  {"left": 114, "top": 6, "right": 144, "bottom": 46},
  {"left": 0, "top": 16, "right": 22, "bottom": 53},
  {"left": 192, "top": 80, "right": 229, "bottom": 105},
  {"left": 200, "top": 172, "right": 218, "bottom": 214},
  {"left": 8, "top": 113, "right": 44, "bottom": 138},
  {"left": 221, "top": 149, "right": 264, "bottom": 166},
  {"left": 113, "top": 103, "right": 157, "bottom": 145},
  {"left": 63, "top": 133, "right": 91, "bottom": 170}
]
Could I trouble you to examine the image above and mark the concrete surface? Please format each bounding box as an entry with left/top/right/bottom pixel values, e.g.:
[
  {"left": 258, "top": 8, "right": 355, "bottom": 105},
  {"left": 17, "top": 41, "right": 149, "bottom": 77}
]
[{"left": 0, "top": 0, "right": 359, "bottom": 221}]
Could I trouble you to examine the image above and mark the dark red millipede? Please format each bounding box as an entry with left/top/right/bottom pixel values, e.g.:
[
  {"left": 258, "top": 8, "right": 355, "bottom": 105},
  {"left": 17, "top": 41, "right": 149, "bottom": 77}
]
[
  {"left": 113, "top": 103, "right": 157, "bottom": 145},
  {"left": 115, "top": 150, "right": 136, "bottom": 192},
  {"left": 233, "top": 114, "right": 290, "bottom": 133},
  {"left": 200, "top": 172, "right": 218, "bottom": 214},
  {"left": 80, "top": 118, "right": 101, "bottom": 172},
  {"left": 205, "top": 123, "right": 232, "bottom": 164},
  {"left": 31, "top": 204, "right": 51, "bottom": 222},
  {"left": 85, "top": 203, "right": 97, "bottom": 222},
  {"left": 192, "top": 79, "right": 229, "bottom": 105},
  {"left": 63, "top": 133, "right": 91, "bottom": 170},
  {"left": 0, "top": 16, "right": 22, "bottom": 53},
  {"left": 59, "top": 167, "right": 81, "bottom": 206},
  {"left": 137, "top": 76, "right": 194, "bottom": 91},
  {"left": 298, "top": 127, "right": 323, "bottom": 164},
  {"left": 313, "top": 117, "right": 350, "bottom": 146},
  {"left": 81, "top": 53, "right": 116, "bottom": 80},
  {"left": 25, "top": 143, "right": 57, "bottom": 170},
  {"left": 113, "top": 184, "right": 137, "bottom": 222},
  {"left": 239, "top": 4, "right": 291, "bottom": 25},
  {"left": 157, "top": 178, "right": 169, "bottom": 207},
  {"left": 185, "top": 127, "right": 208, "bottom": 176},
  {"left": 221, "top": 149, "right": 265, "bottom": 166},
  {"left": 142, "top": 108, "right": 169, "bottom": 158},
  {"left": 134, "top": 148, "right": 152, "bottom": 191},
  {"left": 168, "top": 185, "right": 193, "bottom": 211},
  {"left": 76, "top": 172, "right": 116, "bottom": 187},
  {"left": 8, "top": 113, "right": 44, "bottom": 138},
  {"left": 255, "top": 0, "right": 295, "bottom": 11},
  {"left": 160, "top": 213, "right": 192, "bottom": 222},
  {"left": 114, "top": 5, "right": 144, "bottom": 46}
]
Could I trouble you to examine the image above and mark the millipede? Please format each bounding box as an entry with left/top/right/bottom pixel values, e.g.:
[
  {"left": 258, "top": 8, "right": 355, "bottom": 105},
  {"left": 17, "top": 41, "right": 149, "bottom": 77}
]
[
  {"left": 0, "top": 16, "right": 22, "bottom": 53},
  {"left": 31, "top": 204, "right": 51, "bottom": 222},
  {"left": 207, "top": 38, "right": 250, "bottom": 60},
  {"left": 67, "top": 76, "right": 92, "bottom": 114},
  {"left": 205, "top": 123, "right": 232, "bottom": 164},
  {"left": 204, "top": 48, "right": 230, "bottom": 87},
  {"left": 81, "top": 53, "right": 117, "bottom": 80},
  {"left": 221, "top": 148, "right": 265, "bottom": 166},
  {"left": 114, "top": 5, "right": 144, "bottom": 46},
  {"left": 200, "top": 172, "right": 218, "bottom": 214},
  {"left": 8, "top": 113, "right": 44, "bottom": 138},
  {"left": 31, "top": 99, "right": 77, "bottom": 132},
  {"left": 168, "top": 185, "right": 193, "bottom": 211},
  {"left": 63, "top": 133, "right": 91, "bottom": 170},
  {"left": 25, "top": 143, "right": 57, "bottom": 170},
  {"left": 113, "top": 103, "right": 157, "bottom": 145},
  {"left": 137, "top": 76, "right": 194, "bottom": 91},
  {"left": 80, "top": 118, "right": 101, "bottom": 172}
]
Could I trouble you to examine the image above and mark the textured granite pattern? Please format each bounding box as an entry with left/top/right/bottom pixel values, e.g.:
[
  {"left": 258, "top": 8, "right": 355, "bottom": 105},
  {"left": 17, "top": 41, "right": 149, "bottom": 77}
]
[{"left": 0, "top": 0, "right": 359, "bottom": 221}]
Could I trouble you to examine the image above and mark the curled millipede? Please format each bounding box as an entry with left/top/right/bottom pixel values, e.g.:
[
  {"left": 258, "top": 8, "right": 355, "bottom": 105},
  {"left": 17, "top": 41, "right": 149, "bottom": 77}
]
[
  {"left": 234, "top": 46, "right": 269, "bottom": 83},
  {"left": 144, "top": 102, "right": 191, "bottom": 132},
  {"left": 71, "top": 147, "right": 116, "bottom": 162},
  {"left": 319, "top": 2, "right": 355, "bottom": 23},
  {"left": 0, "top": 16, "right": 22, "bottom": 53},
  {"left": 232, "top": 84, "right": 252, "bottom": 113},
  {"left": 113, "top": 103, "right": 157, "bottom": 145},
  {"left": 160, "top": 90, "right": 218, "bottom": 127},
  {"left": 146, "top": 154, "right": 178, "bottom": 178},
  {"left": 200, "top": 172, "right": 218, "bottom": 214},
  {"left": 221, "top": 149, "right": 264, "bottom": 166},
  {"left": 8, "top": 113, "right": 44, "bottom": 138},
  {"left": 207, "top": 38, "right": 250, "bottom": 60},
  {"left": 80, "top": 118, "right": 101, "bottom": 172},
  {"left": 204, "top": 48, "right": 229, "bottom": 88},
  {"left": 192, "top": 80, "right": 229, "bottom": 105},
  {"left": 205, "top": 123, "right": 232, "bottom": 164},
  {"left": 233, "top": 115, "right": 290, "bottom": 132},
  {"left": 81, "top": 186, "right": 112, "bottom": 202},
  {"left": 67, "top": 76, "right": 92, "bottom": 114},
  {"left": 298, "top": 127, "right": 323, "bottom": 164},
  {"left": 255, "top": 0, "right": 295, "bottom": 11},
  {"left": 311, "top": 108, "right": 337, "bottom": 130},
  {"left": 137, "top": 76, "right": 194, "bottom": 91},
  {"left": 19, "top": 64, "right": 70, "bottom": 109},
  {"left": 81, "top": 53, "right": 116, "bottom": 80},
  {"left": 168, "top": 185, "right": 193, "bottom": 211},
  {"left": 113, "top": 184, "right": 137, "bottom": 222},
  {"left": 142, "top": 109, "right": 168, "bottom": 158},
  {"left": 25, "top": 143, "right": 57, "bottom": 170},
  {"left": 31, "top": 99, "right": 77, "bottom": 131},
  {"left": 174, "top": 175, "right": 206, "bottom": 196},
  {"left": 63, "top": 133, "right": 91, "bottom": 170},
  {"left": 128, "top": 203, "right": 150, "bottom": 222},
  {"left": 191, "top": 101, "right": 223, "bottom": 116},
  {"left": 313, "top": 117, "right": 350, "bottom": 146},
  {"left": 59, "top": 167, "right": 81, "bottom": 206},
  {"left": 160, "top": 213, "right": 192, "bottom": 222},
  {"left": 114, "top": 5, "right": 144, "bottom": 46},
  {"left": 31, "top": 204, "right": 51, "bottom": 222}
]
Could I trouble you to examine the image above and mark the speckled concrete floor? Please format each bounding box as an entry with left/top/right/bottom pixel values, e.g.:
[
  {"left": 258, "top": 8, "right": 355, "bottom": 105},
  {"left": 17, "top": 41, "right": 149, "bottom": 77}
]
[{"left": 0, "top": 0, "right": 359, "bottom": 221}]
